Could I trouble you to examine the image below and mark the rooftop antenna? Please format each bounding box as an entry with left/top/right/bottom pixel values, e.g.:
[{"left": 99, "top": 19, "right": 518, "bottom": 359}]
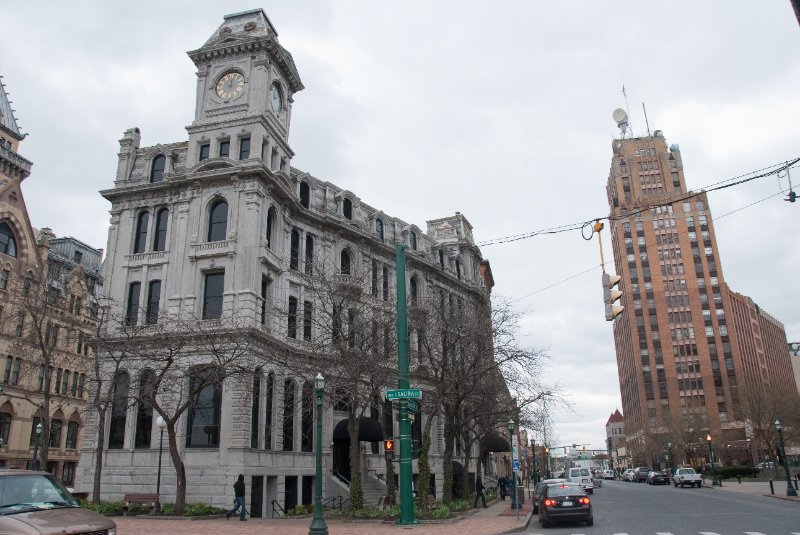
[
  {"left": 622, "top": 84, "right": 633, "bottom": 133},
  {"left": 613, "top": 108, "right": 629, "bottom": 137},
  {"left": 642, "top": 102, "right": 651, "bottom": 137}
]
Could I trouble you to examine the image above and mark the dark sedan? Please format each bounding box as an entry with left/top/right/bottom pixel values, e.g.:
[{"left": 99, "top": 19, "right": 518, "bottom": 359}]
[
  {"left": 532, "top": 478, "right": 566, "bottom": 514},
  {"left": 647, "top": 470, "right": 670, "bottom": 485},
  {"left": 538, "top": 482, "right": 593, "bottom": 528}
]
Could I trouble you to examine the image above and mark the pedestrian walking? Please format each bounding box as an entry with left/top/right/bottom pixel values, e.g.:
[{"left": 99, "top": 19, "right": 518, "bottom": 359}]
[
  {"left": 473, "top": 475, "right": 487, "bottom": 508},
  {"left": 498, "top": 475, "right": 507, "bottom": 501},
  {"left": 226, "top": 474, "right": 247, "bottom": 521}
]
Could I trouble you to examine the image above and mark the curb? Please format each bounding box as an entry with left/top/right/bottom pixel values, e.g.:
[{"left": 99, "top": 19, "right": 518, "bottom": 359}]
[{"left": 495, "top": 508, "right": 533, "bottom": 534}]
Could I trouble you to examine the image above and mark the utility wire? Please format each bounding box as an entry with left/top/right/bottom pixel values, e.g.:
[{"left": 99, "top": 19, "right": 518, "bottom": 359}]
[{"left": 476, "top": 157, "right": 799, "bottom": 247}]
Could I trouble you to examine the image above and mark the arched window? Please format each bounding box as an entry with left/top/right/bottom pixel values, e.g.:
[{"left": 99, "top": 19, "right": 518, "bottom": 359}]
[
  {"left": 207, "top": 200, "right": 228, "bottom": 242},
  {"left": 108, "top": 371, "right": 130, "bottom": 449},
  {"left": 0, "top": 222, "right": 17, "bottom": 257},
  {"left": 152, "top": 208, "right": 168, "bottom": 252},
  {"left": 266, "top": 206, "right": 276, "bottom": 248},
  {"left": 133, "top": 212, "right": 149, "bottom": 254},
  {"left": 150, "top": 154, "right": 166, "bottom": 183},
  {"left": 134, "top": 370, "right": 155, "bottom": 448},
  {"left": 287, "top": 296, "right": 298, "bottom": 338},
  {"left": 342, "top": 198, "right": 352, "bottom": 220},
  {"left": 264, "top": 372, "right": 275, "bottom": 449},
  {"left": 282, "top": 379, "right": 295, "bottom": 451},
  {"left": 456, "top": 260, "right": 462, "bottom": 280},
  {"left": 304, "top": 235, "right": 314, "bottom": 275},
  {"left": 0, "top": 407, "right": 11, "bottom": 446},
  {"left": 410, "top": 231, "right": 417, "bottom": 251},
  {"left": 290, "top": 229, "right": 300, "bottom": 271},
  {"left": 299, "top": 181, "right": 310, "bottom": 209},
  {"left": 146, "top": 280, "right": 161, "bottom": 324},
  {"left": 301, "top": 381, "right": 313, "bottom": 452},
  {"left": 375, "top": 219, "right": 384, "bottom": 242},
  {"left": 251, "top": 368, "right": 261, "bottom": 449},
  {"left": 340, "top": 250, "right": 351, "bottom": 275},
  {"left": 186, "top": 367, "right": 222, "bottom": 448},
  {"left": 65, "top": 416, "right": 80, "bottom": 449},
  {"left": 410, "top": 276, "right": 418, "bottom": 303},
  {"left": 49, "top": 416, "right": 63, "bottom": 448}
]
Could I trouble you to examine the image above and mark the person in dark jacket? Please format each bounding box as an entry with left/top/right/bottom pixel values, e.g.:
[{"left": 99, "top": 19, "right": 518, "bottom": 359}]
[
  {"left": 473, "top": 475, "right": 487, "bottom": 508},
  {"left": 226, "top": 474, "right": 247, "bottom": 521},
  {"left": 498, "top": 475, "right": 507, "bottom": 500}
]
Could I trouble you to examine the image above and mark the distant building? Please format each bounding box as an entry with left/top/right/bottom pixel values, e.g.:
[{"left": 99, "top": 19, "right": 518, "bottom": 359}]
[
  {"left": 605, "top": 131, "right": 799, "bottom": 467},
  {"left": 0, "top": 74, "right": 102, "bottom": 484},
  {"left": 789, "top": 342, "right": 800, "bottom": 399},
  {"left": 605, "top": 409, "right": 626, "bottom": 468}
]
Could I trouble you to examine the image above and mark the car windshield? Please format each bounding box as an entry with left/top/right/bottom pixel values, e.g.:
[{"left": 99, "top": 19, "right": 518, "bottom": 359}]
[
  {"left": 0, "top": 474, "right": 79, "bottom": 515},
  {"left": 679, "top": 468, "right": 696, "bottom": 474},
  {"left": 580, "top": 469, "right": 590, "bottom": 476},
  {"left": 548, "top": 484, "right": 583, "bottom": 497}
]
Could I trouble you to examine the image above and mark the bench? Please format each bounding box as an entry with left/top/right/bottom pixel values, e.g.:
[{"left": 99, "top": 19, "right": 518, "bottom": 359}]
[{"left": 122, "top": 493, "right": 160, "bottom": 515}]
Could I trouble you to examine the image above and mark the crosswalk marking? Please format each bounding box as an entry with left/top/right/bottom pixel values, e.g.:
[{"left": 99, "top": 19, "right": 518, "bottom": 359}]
[
  {"left": 656, "top": 532, "right": 674, "bottom": 535},
  {"left": 743, "top": 533, "right": 767, "bottom": 535},
  {"left": 699, "top": 532, "right": 721, "bottom": 535}
]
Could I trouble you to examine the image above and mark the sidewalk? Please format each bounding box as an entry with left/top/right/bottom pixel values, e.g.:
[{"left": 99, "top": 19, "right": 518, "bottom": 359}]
[
  {"left": 112, "top": 496, "right": 533, "bottom": 535},
  {"left": 705, "top": 478, "right": 800, "bottom": 503}
]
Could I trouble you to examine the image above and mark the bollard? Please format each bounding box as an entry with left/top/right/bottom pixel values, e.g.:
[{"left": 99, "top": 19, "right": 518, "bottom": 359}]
[
  {"left": 769, "top": 479, "right": 774, "bottom": 494},
  {"left": 737, "top": 476, "right": 741, "bottom": 484}
]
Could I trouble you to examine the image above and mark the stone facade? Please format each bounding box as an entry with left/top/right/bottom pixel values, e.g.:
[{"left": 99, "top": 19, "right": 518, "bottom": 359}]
[{"left": 76, "top": 9, "right": 496, "bottom": 515}]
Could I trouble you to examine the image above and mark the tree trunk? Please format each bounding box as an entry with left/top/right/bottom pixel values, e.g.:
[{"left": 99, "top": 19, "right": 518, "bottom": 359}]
[
  {"left": 442, "top": 418, "right": 455, "bottom": 503},
  {"left": 461, "top": 442, "right": 473, "bottom": 500},
  {"left": 167, "top": 423, "right": 187, "bottom": 515},
  {"left": 348, "top": 411, "right": 363, "bottom": 509},
  {"left": 416, "top": 431, "right": 432, "bottom": 510},
  {"left": 92, "top": 408, "right": 107, "bottom": 503},
  {"left": 384, "top": 454, "right": 396, "bottom": 502}
]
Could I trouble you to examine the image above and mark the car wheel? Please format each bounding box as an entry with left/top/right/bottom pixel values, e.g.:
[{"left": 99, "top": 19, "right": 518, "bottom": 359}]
[
  {"left": 586, "top": 517, "right": 594, "bottom": 526},
  {"left": 697, "top": 481, "right": 702, "bottom": 488},
  {"left": 681, "top": 482, "right": 685, "bottom": 488}
]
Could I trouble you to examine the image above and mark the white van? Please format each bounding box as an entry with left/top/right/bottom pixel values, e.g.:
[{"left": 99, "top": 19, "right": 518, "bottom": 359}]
[{"left": 566, "top": 467, "right": 594, "bottom": 494}]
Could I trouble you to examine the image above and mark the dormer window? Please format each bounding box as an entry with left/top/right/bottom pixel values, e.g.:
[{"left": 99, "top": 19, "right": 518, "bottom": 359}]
[
  {"left": 438, "top": 250, "right": 444, "bottom": 270},
  {"left": 199, "top": 144, "right": 210, "bottom": 161},
  {"left": 343, "top": 199, "right": 353, "bottom": 220},
  {"left": 150, "top": 155, "right": 166, "bottom": 183},
  {"left": 375, "top": 219, "right": 384, "bottom": 242},
  {"left": 340, "top": 250, "right": 351, "bottom": 275},
  {"left": 409, "top": 231, "right": 417, "bottom": 251},
  {"left": 299, "top": 181, "right": 310, "bottom": 209},
  {"left": 239, "top": 137, "right": 250, "bottom": 160}
]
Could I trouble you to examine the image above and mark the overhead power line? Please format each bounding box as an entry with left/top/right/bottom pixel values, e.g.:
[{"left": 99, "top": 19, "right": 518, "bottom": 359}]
[{"left": 476, "top": 157, "right": 799, "bottom": 247}]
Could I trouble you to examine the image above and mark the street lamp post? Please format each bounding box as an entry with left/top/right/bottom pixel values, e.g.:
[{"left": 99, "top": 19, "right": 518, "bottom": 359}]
[
  {"left": 666, "top": 442, "right": 672, "bottom": 473},
  {"left": 774, "top": 419, "right": 798, "bottom": 497},
  {"left": 706, "top": 434, "right": 717, "bottom": 485},
  {"left": 530, "top": 439, "right": 538, "bottom": 486},
  {"left": 507, "top": 419, "right": 519, "bottom": 510},
  {"left": 30, "top": 422, "right": 43, "bottom": 470},
  {"left": 156, "top": 416, "right": 166, "bottom": 509},
  {"left": 309, "top": 373, "right": 329, "bottom": 535}
]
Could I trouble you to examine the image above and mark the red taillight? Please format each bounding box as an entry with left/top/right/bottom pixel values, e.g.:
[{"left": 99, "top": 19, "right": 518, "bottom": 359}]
[
  {"left": 544, "top": 499, "right": 554, "bottom": 506},
  {"left": 580, "top": 497, "right": 590, "bottom": 505}
]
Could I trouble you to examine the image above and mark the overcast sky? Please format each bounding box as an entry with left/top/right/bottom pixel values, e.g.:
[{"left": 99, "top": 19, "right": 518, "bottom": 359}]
[{"left": 3, "top": 1, "right": 799, "bottom": 452}]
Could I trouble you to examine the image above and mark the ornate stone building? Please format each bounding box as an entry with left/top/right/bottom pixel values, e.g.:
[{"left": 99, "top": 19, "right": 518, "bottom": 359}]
[
  {"left": 76, "top": 9, "right": 497, "bottom": 514},
  {"left": 0, "top": 74, "right": 103, "bottom": 485}
]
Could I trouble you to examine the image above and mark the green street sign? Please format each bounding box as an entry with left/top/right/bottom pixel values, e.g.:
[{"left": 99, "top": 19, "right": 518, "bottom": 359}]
[
  {"left": 408, "top": 400, "right": 419, "bottom": 412},
  {"left": 386, "top": 388, "right": 422, "bottom": 400}
]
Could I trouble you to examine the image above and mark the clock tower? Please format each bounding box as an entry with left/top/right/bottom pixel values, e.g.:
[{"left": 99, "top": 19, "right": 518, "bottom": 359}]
[{"left": 185, "top": 9, "right": 303, "bottom": 169}]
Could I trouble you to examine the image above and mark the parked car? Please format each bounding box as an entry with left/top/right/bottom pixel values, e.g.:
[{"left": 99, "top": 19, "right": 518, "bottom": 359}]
[
  {"left": 646, "top": 470, "right": 670, "bottom": 485},
  {"left": 672, "top": 467, "right": 703, "bottom": 488},
  {"left": 566, "top": 467, "right": 594, "bottom": 494},
  {"left": 633, "top": 466, "right": 651, "bottom": 482},
  {"left": 756, "top": 461, "right": 775, "bottom": 470},
  {"left": 603, "top": 469, "right": 615, "bottom": 480},
  {"left": 538, "top": 482, "right": 593, "bottom": 528},
  {"left": 532, "top": 478, "right": 567, "bottom": 514},
  {"left": 622, "top": 469, "right": 635, "bottom": 481},
  {"left": 592, "top": 472, "right": 603, "bottom": 488},
  {"left": 0, "top": 469, "right": 117, "bottom": 535}
]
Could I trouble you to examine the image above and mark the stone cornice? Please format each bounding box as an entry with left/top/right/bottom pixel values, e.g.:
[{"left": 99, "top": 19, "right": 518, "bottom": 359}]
[{"left": 187, "top": 37, "right": 303, "bottom": 93}]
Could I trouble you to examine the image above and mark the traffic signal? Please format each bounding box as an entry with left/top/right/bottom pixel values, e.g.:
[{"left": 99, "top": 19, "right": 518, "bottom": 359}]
[
  {"left": 786, "top": 190, "right": 797, "bottom": 203},
  {"left": 603, "top": 273, "right": 624, "bottom": 321},
  {"left": 384, "top": 439, "right": 396, "bottom": 460}
]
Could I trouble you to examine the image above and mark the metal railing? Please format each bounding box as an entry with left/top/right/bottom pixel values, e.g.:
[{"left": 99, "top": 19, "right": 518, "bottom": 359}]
[
  {"left": 270, "top": 499, "right": 286, "bottom": 518},
  {"left": 322, "top": 496, "right": 348, "bottom": 511},
  {"left": 334, "top": 470, "right": 351, "bottom": 487}
]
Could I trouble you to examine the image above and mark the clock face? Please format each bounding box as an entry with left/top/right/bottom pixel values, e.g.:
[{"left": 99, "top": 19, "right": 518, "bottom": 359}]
[
  {"left": 271, "top": 83, "right": 283, "bottom": 112},
  {"left": 215, "top": 72, "right": 245, "bottom": 101}
]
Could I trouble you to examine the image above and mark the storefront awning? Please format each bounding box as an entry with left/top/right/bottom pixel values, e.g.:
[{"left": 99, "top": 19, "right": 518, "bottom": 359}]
[{"left": 332, "top": 417, "right": 384, "bottom": 443}]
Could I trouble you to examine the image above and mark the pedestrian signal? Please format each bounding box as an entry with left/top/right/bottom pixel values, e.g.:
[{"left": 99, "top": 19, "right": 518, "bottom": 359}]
[{"left": 384, "top": 439, "right": 395, "bottom": 459}]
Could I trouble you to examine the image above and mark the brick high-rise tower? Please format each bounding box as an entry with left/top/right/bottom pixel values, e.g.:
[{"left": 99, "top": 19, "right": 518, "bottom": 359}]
[{"left": 605, "top": 131, "right": 798, "bottom": 467}]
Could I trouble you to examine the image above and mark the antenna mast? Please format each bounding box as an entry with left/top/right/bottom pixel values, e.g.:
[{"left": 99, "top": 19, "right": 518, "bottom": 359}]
[{"left": 642, "top": 102, "right": 651, "bottom": 136}]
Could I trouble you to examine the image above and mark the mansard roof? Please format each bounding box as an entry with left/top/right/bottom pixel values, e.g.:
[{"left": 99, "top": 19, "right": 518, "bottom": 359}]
[
  {"left": 189, "top": 9, "right": 303, "bottom": 93},
  {"left": 0, "top": 75, "right": 23, "bottom": 140}
]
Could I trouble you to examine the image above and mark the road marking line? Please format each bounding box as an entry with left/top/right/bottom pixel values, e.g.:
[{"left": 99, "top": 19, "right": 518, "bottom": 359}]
[
  {"left": 699, "top": 532, "right": 721, "bottom": 535},
  {"left": 656, "top": 532, "right": 674, "bottom": 535},
  {"left": 744, "top": 533, "right": 767, "bottom": 535}
]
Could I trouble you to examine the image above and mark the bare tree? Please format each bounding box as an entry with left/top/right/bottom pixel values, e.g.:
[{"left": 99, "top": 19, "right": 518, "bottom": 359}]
[{"left": 273, "top": 255, "right": 396, "bottom": 510}]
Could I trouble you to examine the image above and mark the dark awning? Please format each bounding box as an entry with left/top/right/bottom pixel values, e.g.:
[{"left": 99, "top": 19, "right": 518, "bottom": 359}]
[
  {"left": 481, "top": 431, "right": 510, "bottom": 454},
  {"left": 332, "top": 417, "right": 384, "bottom": 443},
  {"left": 452, "top": 460, "right": 463, "bottom": 475}
]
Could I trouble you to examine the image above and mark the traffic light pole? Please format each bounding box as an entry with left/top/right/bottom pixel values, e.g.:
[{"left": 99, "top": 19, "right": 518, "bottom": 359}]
[{"left": 395, "top": 245, "right": 417, "bottom": 525}]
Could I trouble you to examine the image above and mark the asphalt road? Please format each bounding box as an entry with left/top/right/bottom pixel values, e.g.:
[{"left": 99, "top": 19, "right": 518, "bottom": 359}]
[{"left": 527, "top": 479, "right": 799, "bottom": 535}]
